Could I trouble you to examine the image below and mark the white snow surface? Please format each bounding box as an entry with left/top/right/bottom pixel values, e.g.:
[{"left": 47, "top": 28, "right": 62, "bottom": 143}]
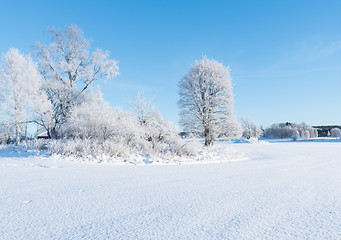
[{"left": 1, "top": 139, "right": 341, "bottom": 239}]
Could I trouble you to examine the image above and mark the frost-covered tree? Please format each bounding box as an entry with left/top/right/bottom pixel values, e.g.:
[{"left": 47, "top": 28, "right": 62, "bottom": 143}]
[
  {"left": 178, "top": 57, "right": 239, "bottom": 146},
  {"left": 34, "top": 25, "right": 119, "bottom": 138},
  {"left": 0, "top": 48, "right": 42, "bottom": 144},
  {"left": 330, "top": 128, "right": 341, "bottom": 138},
  {"left": 0, "top": 120, "right": 15, "bottom": 144},
  {"left": 241, "top": 117, "right": 262, "bottom": 139},
  {"left": 129, "top": 91, "right": 153, "bottom": 126},
  {"left": 33, "top": 91, "right": 54, "bottom": 136},
  {"left": 224, "top": 122, "right": 242, "bottom": 139}
]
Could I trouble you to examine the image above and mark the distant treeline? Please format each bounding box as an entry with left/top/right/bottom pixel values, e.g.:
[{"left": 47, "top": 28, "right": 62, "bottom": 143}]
[
  {"left": 263, "top": 122, "right": 318, "bottom": 140},
  {"left": 313, "top": 126, "right": 341, "bottom": 137}
]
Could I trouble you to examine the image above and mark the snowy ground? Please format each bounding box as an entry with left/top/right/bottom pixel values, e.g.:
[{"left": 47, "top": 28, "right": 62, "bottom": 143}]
[{"left": 1, "top": 139, "right": 341, "bottom": 239}]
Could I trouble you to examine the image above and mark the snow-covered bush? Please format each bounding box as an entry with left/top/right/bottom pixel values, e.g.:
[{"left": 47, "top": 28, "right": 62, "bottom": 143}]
[
  {"left": 264, "top": 122, "right": 318, "bottom": 140},
  {"left": 60, "top": 90, "right": 117, "bottom": 140},
  {"left": 55, "top": 90, "right": 197, "bottom": 158},
  {"left": 330, "top": 128, "right": 341, "bottom": 138},
  {"left": 291, "top": 130, "right": 300, "bottom": 141},
  {"left": 26, "top": 136, "right": 196, "bottom": 160},
  {"left": 138, "top": 109, "right": 195, "bottom": 156}
]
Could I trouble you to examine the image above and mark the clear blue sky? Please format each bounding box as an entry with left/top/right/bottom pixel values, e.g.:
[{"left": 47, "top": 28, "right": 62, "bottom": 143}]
[{"left": 1, "top": 0, "right": 341, "bottom": 128}]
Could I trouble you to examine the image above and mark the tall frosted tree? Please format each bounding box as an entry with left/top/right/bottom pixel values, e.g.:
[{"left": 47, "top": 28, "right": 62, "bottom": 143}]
[
  {"left": 34, "top": 25, "right": 119, "bottom": 138},
  {"left": 178, "top": 57, "right": 239, "bottom": 146},
  {"left": 0, "top": 48, "right": 42, "bottom": 144}
]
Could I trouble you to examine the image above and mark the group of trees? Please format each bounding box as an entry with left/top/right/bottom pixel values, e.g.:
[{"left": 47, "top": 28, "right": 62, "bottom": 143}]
[
  {"left": 0, "top": 25, "right": 119, "bottom": 144},
  {"left": 0, "top": 25, "right": 241, "bottom": 154},
  {"left": 263, "top": 122, "right": 318, "bottom": 140},
  {"left": 313, "top": 126, "right": 341, "bottom": 138},
  {"left": 2, "top": 24, "right": 329, "bottom": 154}
]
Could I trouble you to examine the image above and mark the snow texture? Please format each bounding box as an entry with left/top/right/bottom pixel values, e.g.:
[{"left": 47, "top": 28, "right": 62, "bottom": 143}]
[{"left": 1, "top": 140, "right": 341, "bottom": 239}]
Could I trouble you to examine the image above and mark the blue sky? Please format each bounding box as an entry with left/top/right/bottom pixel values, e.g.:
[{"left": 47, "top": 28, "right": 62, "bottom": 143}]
[{"left": 1, "top": 0, "right": 341, "bottom": 127}]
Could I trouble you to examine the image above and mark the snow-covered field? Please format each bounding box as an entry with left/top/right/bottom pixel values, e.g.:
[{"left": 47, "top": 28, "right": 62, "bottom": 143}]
[{"left": 1, "top": 140, "right": 341, "bottom": 239}]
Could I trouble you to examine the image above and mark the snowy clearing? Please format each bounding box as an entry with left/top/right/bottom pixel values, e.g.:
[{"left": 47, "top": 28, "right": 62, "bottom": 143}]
[{"left": 1, "top": 140, "right": 341, "bottom": 239}]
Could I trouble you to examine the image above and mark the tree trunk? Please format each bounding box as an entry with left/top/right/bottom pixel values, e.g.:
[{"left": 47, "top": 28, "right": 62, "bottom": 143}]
[
  {"left": 204, "top": 127, "right": 213, "bottom": 146},
  {"left": 15, "top": 124, "right": 20, "bottom": 145},
  {"left": 48, "top": 128, "right": 58, "bottom": 139},
  {"left": 25, "top": 122, "right": 28, "bottom": 141},
  {"left": 15, "top": 114, "right": 21, "bottom": 145}
]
